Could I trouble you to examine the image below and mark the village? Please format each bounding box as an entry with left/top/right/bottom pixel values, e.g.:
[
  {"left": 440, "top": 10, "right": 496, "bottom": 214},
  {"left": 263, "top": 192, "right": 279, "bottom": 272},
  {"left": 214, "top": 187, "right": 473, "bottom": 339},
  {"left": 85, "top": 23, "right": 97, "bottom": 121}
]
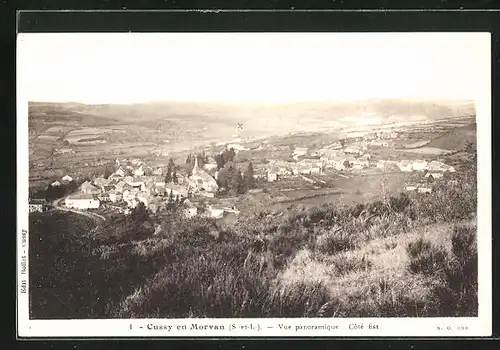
[{"left": 29, "top": 128, "right": 458, "bottom": 219}]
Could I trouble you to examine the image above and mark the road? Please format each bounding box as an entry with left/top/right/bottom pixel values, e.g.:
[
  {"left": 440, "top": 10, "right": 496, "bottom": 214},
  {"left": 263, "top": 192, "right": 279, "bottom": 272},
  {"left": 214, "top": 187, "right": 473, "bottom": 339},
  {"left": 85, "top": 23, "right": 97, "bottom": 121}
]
[{"left": 52, "top": 196, "right": 106, "bottom": 224}]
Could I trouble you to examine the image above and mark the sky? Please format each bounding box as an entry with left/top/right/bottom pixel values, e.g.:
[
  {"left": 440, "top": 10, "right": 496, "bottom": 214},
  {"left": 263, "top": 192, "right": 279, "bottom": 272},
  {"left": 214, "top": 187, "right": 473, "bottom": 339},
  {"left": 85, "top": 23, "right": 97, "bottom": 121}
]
[{"left": 17, "top": 32, "right": 490, "bottom": 104}]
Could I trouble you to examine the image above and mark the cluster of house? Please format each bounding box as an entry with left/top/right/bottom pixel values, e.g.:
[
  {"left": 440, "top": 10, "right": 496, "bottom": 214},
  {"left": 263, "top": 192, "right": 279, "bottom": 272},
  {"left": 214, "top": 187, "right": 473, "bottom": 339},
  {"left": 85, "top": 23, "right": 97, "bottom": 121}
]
[
  {"left": 262, "top": 141, "right": 457, "bottom": 185},
  {"left": 62, "top": 157, "right": 222, "bottom": 217},
  {"left": 377, "top": 159, "right": 456, "bottom": 175},
  {"left": 50, "top": 174, "right": 76, "bottom": 188}
]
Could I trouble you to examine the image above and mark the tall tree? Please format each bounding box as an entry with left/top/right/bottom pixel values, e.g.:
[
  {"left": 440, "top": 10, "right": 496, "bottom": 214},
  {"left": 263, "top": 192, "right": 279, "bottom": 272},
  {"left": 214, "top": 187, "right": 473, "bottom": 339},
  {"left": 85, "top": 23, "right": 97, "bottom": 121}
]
[
  {"left": 243, "top": 162, "right": 255, "bottom": 189},
  {"left": 215, "top": 154, "right": 225, "bottom": 170},
  {"left": 131, "top": 202, "right": 148, "bottom": 224},
  {"left": 172, "top": 168, "right": 178, "bottom": 184},
  {"left": 165, "top": 171, "right": 172, "bottom": 183},
  {"left": 229, "top": 167, "right": 244, "bottom": 196},
  {"left": 103, "top": 163, "right": 114, "bottom": 179},
  {"left": 165, "top": 158, "right": 176, "bottom": 183}
]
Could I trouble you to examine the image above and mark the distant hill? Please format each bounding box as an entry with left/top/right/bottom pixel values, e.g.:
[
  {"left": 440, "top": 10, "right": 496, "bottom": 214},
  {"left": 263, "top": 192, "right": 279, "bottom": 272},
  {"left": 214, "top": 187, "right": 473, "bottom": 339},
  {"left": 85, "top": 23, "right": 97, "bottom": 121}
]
[
  {"left": 426, "top": 123, "right": 477, "bottom": 151},
  {"left": 28, "top": 99, "right": 475, "bottom": 140}
]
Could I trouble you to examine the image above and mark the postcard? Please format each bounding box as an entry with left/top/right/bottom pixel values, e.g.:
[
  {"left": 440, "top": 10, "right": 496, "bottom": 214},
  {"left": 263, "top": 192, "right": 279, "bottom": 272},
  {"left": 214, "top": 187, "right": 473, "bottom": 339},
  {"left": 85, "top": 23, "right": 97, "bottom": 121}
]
[{"left": 17, "top": 32, "right": 491, "bottom": 337}]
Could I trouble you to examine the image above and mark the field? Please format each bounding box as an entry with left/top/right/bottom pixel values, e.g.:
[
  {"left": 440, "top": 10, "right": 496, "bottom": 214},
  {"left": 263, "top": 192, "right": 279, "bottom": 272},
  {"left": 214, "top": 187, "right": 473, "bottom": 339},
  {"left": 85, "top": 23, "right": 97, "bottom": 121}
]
[{"left": 28, "top": 100, "right": 475, "bottom": 185}]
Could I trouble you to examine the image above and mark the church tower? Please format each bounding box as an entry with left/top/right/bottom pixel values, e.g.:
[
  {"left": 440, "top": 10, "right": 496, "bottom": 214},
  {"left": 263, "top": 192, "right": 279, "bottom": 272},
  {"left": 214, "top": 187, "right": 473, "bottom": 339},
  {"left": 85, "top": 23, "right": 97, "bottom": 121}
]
[{"left": 192, "top": 156, "right": 200, "bottom": 176}]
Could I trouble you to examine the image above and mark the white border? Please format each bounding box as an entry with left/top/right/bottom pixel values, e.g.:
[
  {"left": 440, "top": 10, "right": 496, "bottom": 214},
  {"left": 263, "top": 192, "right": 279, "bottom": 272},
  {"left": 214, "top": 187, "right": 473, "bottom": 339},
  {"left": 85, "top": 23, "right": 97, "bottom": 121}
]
[{"left": 16, "top": 32, "right": 492, "bottom": 338}]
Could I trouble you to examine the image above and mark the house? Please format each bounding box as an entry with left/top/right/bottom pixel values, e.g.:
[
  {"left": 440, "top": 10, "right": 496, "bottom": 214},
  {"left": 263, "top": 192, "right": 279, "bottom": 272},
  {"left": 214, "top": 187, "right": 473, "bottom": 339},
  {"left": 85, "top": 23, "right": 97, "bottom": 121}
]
[
  {"left": 398, "top": 160, "right": 413, "bottom": 172},
  {"left": 93, "top": 177, "right": 112, "bottom": 190},
  {"left": 293, "top": 147, "right": 308, "bottom": 157},
  {"left": 115, "top": 158, "right": 128, "bottom": 167},
  {"left": 319, "top": 149, "right": 342, "bottom": 158},
  {"left": 227, "top": 144, "right": 249, "bottom": 152},
  {"left": 130, "top": 158, "right": 143, "bottom": 166},
  {"left": 128, "top": 177, "right": 145, "bottom": 188},
  {"left": 123, "top": 188, "right": 140, "bottom": 202},
  {"left": 200, "top": 192, "right": 215, "bottom": 198},
  {"left": 183, "top": 199, "right": 198, "bottom": 218},
  {"left": 371, "top": 140, "right": 394, "bottom": 148},
  {"left": 417, "top": 186, "right": 432, "bottom": 194},
  {"left": 154, "top": 176, "right": 165, "bottom": 187},
  {"left": 165, "top": 184, "right": 189, "bottom": 198},
  {"left": 97, "top": 192, "right": 110, "bottom": 202},
  {"left": 62, "top": 175, "right": 73, "bottom": 182},
  {"left": 115, "top": 181, "right": 132, "bottom": 193},
  {"left": 123, "top": 175, "right": 134, "bottom": 184},
  {"left": 252, "top": 167, "right": 267, "bottom": 179},
  {"left": 109, "top": 190, "right": 123, "bottom": 203},
  {"left": 80, "top": 181, "right": 100, "bottom": 194},
  {"left": 112, "top": 167, "right": 126, "bottom": 178},
  {"left": 51, "top": 181, "right": 61, "bottom": 187},
  {"left": 203, "top": 162, "right": 218, "bottom": 171},
  {"left": 352, "top": 159, "right": 369, "bottom": 169},
  {"left": 133, "top": 165, "right": 145, "bottom": 177},
  {"left": 137, "top": 192, "right": 153, "bottom": 207},
  {"left": 332, "top": 157, "right": 348, "bottom": 171},
  {"left": 153, "top": 224, "right": 163, "bottom": 235},
  {"left": 141, "top": 181, "right": 156, "bottom": 194},
  {"left": 155, "top": 185, "right": 167, "bottom": 196},
  {"left": 344, "top": 146, "right": 363, "bottom": 155},
  {"left": 291, "top": 164, "right": 311, "bottom": 175},
  {"left": 310, "top": 167, "right": 322, "bottom": 175},
  {"left": 412, "top": 160, "right": 428, "bottom": 171},
  {"left": 29, "top": 199, "right": 46, "bottom": 213},
  {"left": 267, "top": 171, "right": 279, "bottom": 182},
  {"left": 153, "top": 167, "right": 164, "bottom": 176},
  {"left": 125, "top": 197, "right": 140, "bottom": 209},
  {"left": 55, "top": 148, "right": 75, "bottom": 154},
  {"left": 405, "top": 185, "right": 418, "bottom": 191},
  {"left": 325, "top": 141, "right": 343, "bottom": 150},
  {"left": 427, "top": 161, "right": 455, "bottom": 173},
  {"left": 425, "top": 172, "right": 444, "bottom": 180},
  {"left": 188, "top": 157, "right": 219, "bottom": 193},
  {"left": 208, "top": 206, "right": 224, "bottom": 219},
  {"left": 65, "top": 194, "right": 100, "bottom": 210}
]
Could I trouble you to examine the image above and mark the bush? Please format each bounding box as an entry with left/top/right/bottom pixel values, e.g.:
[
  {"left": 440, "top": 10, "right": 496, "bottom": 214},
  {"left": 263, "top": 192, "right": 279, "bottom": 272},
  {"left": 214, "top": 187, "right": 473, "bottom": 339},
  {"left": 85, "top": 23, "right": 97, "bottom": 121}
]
[
  {"left": 331, "top": 254, "right": 372, "bottom": 276},
  {"left": 405, "top": 227, "right": 478, "bottom": 317},
  {"left": 389, "top": 192, "right": 411, "bottom": 213},
  {"left": 406, "top": 238, "right": 448, "bottom": 276},
  {"left": 316, "top": 226, "right": 358, "bottom": 255},
  {"left": 265, "top": 281, "right": 333, "bottom": 317},
  {"left": 443, "top": 224, "right": 478, "bottom": 316}
]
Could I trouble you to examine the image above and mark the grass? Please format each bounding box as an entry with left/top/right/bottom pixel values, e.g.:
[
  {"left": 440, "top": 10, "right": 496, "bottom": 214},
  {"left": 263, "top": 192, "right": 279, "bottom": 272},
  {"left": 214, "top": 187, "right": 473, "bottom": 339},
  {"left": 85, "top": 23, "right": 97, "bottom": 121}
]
[{"left": 30, "top": 156, "right": 478, "bottom": 319}]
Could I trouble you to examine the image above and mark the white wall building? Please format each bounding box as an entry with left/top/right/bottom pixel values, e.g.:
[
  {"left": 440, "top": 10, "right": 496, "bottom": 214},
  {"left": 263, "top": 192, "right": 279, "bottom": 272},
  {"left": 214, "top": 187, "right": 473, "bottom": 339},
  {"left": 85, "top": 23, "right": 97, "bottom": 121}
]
[{"left": 65, "top": 195, "right": 100, "bottom": 210}]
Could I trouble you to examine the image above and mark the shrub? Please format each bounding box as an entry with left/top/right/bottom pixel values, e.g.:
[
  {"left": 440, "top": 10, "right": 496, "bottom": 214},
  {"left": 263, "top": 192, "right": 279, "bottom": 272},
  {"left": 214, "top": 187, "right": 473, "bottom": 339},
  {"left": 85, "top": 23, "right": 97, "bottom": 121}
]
[
  {"left": 267, "top": 227, "right": 311, "bottom": 269},
  {"left": 331, "top": 254, "right": 372, "bottom": 276},
  {"left": 443, "top": 224, "right": 478, "bottom": 316},
  {"left": 316, "top": 227, "right": 358, "bottom": 255},
  {"left": 405, "top": 227, "right": 478, "bottom": 317},
  {"left": 406, "top": 238, "right": 448, "bottom": 276},
  {"left": 265, "top": 281, "right": 333, "bottom": 317},
  {"left": 389, "top": 192, "right": 411, "bottom": 213}
]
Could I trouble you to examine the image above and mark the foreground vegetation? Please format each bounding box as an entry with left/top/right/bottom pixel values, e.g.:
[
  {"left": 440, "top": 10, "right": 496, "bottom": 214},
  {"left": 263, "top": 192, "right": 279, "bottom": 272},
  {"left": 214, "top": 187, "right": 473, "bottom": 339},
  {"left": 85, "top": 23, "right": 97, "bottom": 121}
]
[{"left": 30, "top": 153, "right": 478, "bottom": 319}]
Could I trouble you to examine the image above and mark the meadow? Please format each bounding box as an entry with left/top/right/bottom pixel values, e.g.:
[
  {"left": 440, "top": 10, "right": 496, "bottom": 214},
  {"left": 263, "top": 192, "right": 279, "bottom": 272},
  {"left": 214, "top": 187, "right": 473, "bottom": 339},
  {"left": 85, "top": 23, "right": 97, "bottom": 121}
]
[{"left": 29, "top": 151, "right": 478, "bottom": 319}]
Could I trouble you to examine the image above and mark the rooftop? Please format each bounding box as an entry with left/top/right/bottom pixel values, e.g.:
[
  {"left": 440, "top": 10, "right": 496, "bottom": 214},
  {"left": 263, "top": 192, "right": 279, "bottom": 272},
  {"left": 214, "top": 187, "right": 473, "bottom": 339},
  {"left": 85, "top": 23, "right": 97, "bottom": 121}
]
[{"left": 67, "top": 193, "right": 98, "bottom": 200}]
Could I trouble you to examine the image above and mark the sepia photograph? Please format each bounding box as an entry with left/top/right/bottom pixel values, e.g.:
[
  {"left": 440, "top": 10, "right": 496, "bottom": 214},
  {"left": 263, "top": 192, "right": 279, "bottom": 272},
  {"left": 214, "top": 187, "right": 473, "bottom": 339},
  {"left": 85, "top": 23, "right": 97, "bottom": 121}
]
[{"left": 17, "top": 32, "right": 491, "bottom": 337}]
